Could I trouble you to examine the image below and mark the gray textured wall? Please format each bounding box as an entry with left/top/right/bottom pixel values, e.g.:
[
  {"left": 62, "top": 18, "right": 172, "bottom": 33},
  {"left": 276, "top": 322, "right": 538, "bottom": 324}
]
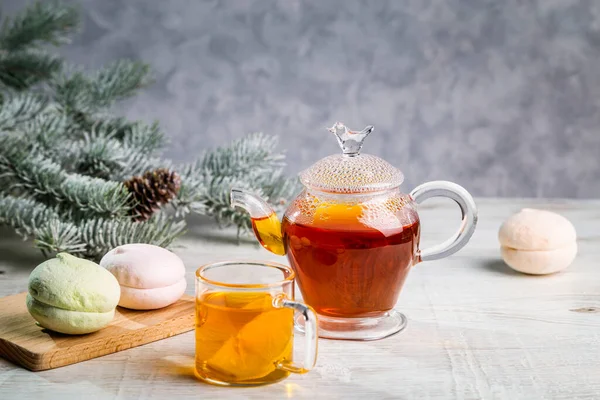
[{"left": 7, "top": 0, "right": 600, "bottom": 197}]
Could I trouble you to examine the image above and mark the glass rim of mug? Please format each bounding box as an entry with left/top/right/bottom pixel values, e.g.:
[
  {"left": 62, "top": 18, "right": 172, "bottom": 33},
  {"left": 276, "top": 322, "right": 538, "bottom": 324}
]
[{"left": 196, "top": 260, "right": 295, "bottom": 289}]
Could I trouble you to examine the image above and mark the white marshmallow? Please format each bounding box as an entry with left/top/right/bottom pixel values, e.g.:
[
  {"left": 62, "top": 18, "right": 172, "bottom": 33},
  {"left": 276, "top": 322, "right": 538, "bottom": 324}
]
[
  {"left": 100, "top": 243, "right": 185, "bottom": 289},
  {"left": 118, "top": 278, "right": 187, "bottom": 310},
  {"left": 498, "top": 208, "right": 576, "bottom": 251},
  {"left": 100, "top": 244, "right": 187, "bottom": 310},
  {"left": 498, "top": 209, "right": 577, "bottom": 275},
  {"left": 501, "top": 242, "right": 577, "bottom": 275}
]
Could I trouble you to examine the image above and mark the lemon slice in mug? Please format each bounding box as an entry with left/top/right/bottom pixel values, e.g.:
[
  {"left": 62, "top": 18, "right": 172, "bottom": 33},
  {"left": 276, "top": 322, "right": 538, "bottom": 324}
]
[{"left": 207, "top": 304, "right": 293, "bottom": 380}]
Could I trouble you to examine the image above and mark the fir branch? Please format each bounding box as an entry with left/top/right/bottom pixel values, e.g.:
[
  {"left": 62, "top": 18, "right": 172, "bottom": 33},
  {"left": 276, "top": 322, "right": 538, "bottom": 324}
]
[
  {"left": 0, "top": 194, "right": 85, "bottom": 255},
  {"left": 79, "top": 213, "right": 186, "bottom": 259},
  {"left": 63, "top": 127, "right": 129, "bottom": 179},
  {"left": 90, "top": 60, "right": 151, "bottom": 107},
  {"left": 173, "top": 173, "right": 256, "bottom": 230},
  {"left": 259, "top": 173, "right": 301, "bottom": 210},
  {"left": 198, "top": 172, "right": 299, "bottom": 230},
  {"left": 121, "top": 120, "right": 166, "bottom": 152},
  {"left": 0, "top": 194, "right": 59, "bottom": 238},
  {"left": 0, "top": 194, "right": 184, "bottom": 258},
  {"left": 0, "top": 1, "right": 79, "bottom": 51},
  {"left": 59, "top": 170, "right": 130, "bottom": 216},
  {"left": 61, "top": 122, "right": 168, "bottom": 179},
  {"left": 198, "top": 132, "right": 286, "bottom": 178},
  {"left": 173, "top": 133, "right": 299, "bottom": 227},
  {"left": 76, "top": 117, "right": 166, "bottom": 151},
  {"left": 53, "top": 60, "right": 151, "bottom": 119},
  {"left": 34, "top": 218, "right": 87, "bottom": 256},
  {"left": 19, "top": 112, "right": 68, "bottom": 150},
  {"left": 112, "top": 153, "right": 169, "bottom": 181},
  {"left": 0, "top": 50, "right": 63, "bottom": 89},
  {"left": 174, "top": 170, "right": 299, "bottom": 231},
  {"left": 52, "top": 69, "right": 93, "bottom": 114},
  {"left": 0, "top": 140, "right": 132, "bottom": 216},
  {"left": 198, "top": 176, "right": 256, "bottom": 231},
  {"left": 0, "top": 92, "right": 49, "bottom": 129}
]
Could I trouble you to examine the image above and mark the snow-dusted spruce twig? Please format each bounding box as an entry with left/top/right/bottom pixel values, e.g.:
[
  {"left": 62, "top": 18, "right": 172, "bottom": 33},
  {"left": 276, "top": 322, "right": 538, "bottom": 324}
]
[
  {"left": 0, "top": 195, "right": 186, "bottom": 259},
  {"left": 174, "top": 133, "right": 300, "bottom": 231},
  {"left": 0, "top": 2, "right": 299, "bottom": 259},
  {"left": 0, "top": 134, "right": 132, "bottom": 217},
  {"left": 0, "top": 2, "right": 79, "bottom": 89}
]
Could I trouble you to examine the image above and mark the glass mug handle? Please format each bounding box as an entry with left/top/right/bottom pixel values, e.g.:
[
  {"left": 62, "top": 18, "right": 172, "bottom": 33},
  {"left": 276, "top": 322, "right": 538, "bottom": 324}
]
[
  {"left": 410, "top": 180, "right": 478, "bottom": 262},
  {"left": 273, "top": 295, "right": 318, "bottom": 373}
]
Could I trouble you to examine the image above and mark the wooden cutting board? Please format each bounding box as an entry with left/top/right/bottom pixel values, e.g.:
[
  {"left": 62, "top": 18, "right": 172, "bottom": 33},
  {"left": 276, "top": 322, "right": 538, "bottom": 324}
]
[{"left": 0, "top": 292, "right": 195, "bottom": 371}]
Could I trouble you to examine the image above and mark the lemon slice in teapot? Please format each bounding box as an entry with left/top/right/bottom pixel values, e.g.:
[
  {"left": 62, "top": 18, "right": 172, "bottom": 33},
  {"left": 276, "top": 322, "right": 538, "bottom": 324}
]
[{"left": 312, "top": 203, "right": 363, "bottom": 227}]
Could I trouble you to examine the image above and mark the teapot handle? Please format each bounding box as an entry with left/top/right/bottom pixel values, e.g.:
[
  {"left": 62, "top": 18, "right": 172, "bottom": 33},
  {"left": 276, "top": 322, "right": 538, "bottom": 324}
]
[{"left": 410, "top": 181, "right": 478, "bottom": 262}]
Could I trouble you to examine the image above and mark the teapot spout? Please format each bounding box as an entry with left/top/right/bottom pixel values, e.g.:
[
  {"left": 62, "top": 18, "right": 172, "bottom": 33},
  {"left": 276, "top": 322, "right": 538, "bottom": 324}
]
[{"left": 230, "top": 188, "right": 286, "bottom": 256}]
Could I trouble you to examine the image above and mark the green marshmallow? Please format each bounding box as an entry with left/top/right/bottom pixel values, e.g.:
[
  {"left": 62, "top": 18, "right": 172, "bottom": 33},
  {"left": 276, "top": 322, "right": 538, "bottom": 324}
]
[
  {"left": 26, "top": 295, "right": 116, "bottom": 335},
  {"left": 28, "top": 253, "right": 120, "bottom": 313},
  {"left": 26, "top": 253, "right": 121, "bottom": 335}
]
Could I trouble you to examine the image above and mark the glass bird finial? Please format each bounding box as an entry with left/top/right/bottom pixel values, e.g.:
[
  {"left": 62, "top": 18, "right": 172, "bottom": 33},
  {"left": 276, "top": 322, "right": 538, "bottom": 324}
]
[{"left": 328, "top": 122, "right": 374, "bottom": 156}]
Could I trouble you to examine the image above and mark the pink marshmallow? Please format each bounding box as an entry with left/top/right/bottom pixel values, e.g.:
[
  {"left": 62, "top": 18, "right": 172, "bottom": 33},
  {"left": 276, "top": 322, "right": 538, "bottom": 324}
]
[
  {"left": 118, "top": 278, "right": 187, "bottom": 310},
  {"left": 100, "top": 244, "right": 187, "bottom": 310}
]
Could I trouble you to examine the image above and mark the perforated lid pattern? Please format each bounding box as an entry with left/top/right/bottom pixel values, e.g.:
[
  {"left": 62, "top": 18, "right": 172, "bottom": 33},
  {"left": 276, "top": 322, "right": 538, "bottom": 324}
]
[{"left": 299, "top": 153, "right": 404, "bottom": 194}]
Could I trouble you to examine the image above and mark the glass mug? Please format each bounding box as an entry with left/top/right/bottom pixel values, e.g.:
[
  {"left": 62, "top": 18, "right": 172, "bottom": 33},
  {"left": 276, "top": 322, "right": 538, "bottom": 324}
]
[{"left": 195, "top": 261, "right": 318, "bottom": 386}]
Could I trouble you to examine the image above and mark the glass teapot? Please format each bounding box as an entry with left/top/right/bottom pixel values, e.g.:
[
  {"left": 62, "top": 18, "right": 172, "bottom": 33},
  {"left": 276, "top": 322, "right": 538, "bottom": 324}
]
[{"left": 231, "top": 122, "right": 477, "bottom": 340}]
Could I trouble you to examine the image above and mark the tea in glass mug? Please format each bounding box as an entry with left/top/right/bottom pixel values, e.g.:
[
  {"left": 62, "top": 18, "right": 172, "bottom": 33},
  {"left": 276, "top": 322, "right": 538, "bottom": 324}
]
[{"left": 195, "top": 261, "right": 318, "bottom": 386}]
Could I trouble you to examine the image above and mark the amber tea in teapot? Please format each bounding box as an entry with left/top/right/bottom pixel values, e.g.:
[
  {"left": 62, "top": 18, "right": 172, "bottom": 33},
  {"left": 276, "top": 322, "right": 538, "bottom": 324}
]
[
  {"left": 235, "top": 122, "right": 478, "bottom": 341},
  {"left": 252, "top": 202, "right": 419, "bottom": 317},
  {"left": 283, "top": 199, "right": 420, "bottom": 318}
]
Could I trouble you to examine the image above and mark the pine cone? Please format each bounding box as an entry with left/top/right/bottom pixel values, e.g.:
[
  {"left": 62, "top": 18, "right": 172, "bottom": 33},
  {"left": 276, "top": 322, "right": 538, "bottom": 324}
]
[{"left": 124, "top": 168, "right": 181, "bottom": 221}]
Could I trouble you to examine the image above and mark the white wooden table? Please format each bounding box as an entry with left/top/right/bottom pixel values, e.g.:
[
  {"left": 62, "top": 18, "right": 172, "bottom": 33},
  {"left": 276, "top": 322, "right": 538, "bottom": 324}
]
[{"left": 1, "top": 198, "right": 599, "bottom": 399}]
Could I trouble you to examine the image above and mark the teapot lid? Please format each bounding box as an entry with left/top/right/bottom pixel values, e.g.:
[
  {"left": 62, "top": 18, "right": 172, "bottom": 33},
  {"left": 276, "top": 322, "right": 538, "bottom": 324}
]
[{"left": 299, "top": 122, "right": 404, "bottom": 194}]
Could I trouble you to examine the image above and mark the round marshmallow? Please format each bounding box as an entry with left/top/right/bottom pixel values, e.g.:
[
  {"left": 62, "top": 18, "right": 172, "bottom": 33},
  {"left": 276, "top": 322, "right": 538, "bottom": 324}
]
[
  {"left": 100, "top": 244, "right": 187, "bottom": 310},
  {"left": 27, "top": 294, "right": 116, "bottom": 335},
  {"left": 498, "top": 208, "right": 577, "bottom": 275},
  {"left": 27, "top": 253, "right": 120, "bottom": 335},
  {"left": 501, "top": 242, "right": 578, "bottom": 275},
  {"left": 118, "top": 279, "right": 187, "bottom": 310},
  {"left": 100, "top": 243, "right": 186, "bottom": 289},
  {"left": 499, "top": 208, "right": 576, "bottom": 251}
]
